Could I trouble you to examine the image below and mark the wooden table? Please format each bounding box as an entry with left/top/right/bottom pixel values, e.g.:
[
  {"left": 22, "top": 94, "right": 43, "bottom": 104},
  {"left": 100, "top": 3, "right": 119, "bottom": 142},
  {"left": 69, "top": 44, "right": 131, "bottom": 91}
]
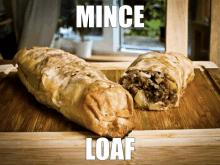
[{"left": 0, "top": 60, "right": 220, "bottom": 164}]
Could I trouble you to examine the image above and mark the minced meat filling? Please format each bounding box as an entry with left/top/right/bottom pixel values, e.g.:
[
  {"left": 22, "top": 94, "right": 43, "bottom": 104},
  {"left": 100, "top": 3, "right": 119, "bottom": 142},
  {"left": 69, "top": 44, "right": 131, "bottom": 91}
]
[{"left": 119, "top": 70, "right": 177, "bottom": 104}]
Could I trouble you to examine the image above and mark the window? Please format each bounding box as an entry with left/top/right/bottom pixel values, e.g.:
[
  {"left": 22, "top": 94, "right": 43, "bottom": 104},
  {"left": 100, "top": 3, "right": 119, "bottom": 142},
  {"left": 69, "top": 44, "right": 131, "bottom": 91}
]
[
  {"left": 52, "top": 0, "right": 105, "bottom": 52},
  {"left": 52, "top": 0, "right": 166, "bottom": 54},
  {"left": 120, "top": 0, "right": 166, "bottom": 52},
  {"left": 58, "top": 0, "right": 103, "bottom": 40}
]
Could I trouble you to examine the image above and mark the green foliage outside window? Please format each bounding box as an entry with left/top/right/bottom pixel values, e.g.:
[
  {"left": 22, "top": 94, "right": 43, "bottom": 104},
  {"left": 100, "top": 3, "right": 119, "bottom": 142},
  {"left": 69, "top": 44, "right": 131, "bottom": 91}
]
[{"left": 124, "top": 0, "right": 166, "bottom": 37}]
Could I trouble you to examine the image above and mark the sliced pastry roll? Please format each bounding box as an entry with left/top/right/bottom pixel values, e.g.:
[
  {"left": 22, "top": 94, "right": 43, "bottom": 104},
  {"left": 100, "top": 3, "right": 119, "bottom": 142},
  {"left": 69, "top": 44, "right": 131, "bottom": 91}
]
[
  {"left": 13, "top": 47, "right": 134, "bottom": 138},
  {"left": 119, "top": 51, "right": 194, "bottom": 110}
]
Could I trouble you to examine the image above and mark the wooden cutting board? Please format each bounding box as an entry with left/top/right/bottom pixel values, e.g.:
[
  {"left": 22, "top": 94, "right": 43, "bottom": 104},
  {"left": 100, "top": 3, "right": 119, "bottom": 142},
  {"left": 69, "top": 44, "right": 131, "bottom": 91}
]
[
  {"left": 1, "top": 129, "right": 220, "bottom": 164},
  {"left": 0, "top": 66, "right": 220, "bottom": 132},
  {"left": 0, "top": 61, "right": 220, "bottom": 164}
]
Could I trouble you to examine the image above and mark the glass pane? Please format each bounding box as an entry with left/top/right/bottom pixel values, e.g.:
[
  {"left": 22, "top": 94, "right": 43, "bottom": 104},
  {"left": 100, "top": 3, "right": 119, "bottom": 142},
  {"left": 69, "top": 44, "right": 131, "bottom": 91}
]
[
  {"left": 121, "top": 0, "right": 166, "bottom": 52},
  {"left": 57, "top": 0, "right": 103, "bottom": 40}
]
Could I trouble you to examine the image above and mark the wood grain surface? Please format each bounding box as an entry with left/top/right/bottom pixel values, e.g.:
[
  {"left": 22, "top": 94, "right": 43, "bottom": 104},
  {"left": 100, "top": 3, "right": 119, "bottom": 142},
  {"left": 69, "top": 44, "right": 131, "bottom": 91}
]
[
  {"left": 0, "top": 129, "right": 220, "bottom": 164},
  {"left": 166, "top": 0, "right": 189, "bottom": 56},
  {"left": 0, "top": 68, "right": 220, "bottom": 132},
  {"left": 207, "top": 68, "right": 220, "bottom": 90}
]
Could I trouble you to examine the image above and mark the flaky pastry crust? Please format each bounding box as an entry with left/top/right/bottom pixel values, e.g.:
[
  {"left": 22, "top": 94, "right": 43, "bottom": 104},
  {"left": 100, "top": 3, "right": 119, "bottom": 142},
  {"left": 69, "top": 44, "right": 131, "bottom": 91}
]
[{"left": 13, "top": 47, "right": 134, "bottom": 138}]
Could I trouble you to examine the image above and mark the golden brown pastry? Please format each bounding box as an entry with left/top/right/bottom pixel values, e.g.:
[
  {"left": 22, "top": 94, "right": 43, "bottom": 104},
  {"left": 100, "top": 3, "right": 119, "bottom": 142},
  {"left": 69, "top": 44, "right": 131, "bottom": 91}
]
[
  {"left": 119, "top": 51, "right": 194, "bottom": 110},
  {"left": 13, "top": 47, "right": 134, "bottom": 138}
]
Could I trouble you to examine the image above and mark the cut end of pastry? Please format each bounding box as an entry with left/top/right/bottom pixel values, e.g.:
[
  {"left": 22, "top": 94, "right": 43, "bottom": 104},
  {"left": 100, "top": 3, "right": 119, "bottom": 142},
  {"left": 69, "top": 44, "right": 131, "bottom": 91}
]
[{"left": 119, "top": 70, "right": 178, "bottom": 110}]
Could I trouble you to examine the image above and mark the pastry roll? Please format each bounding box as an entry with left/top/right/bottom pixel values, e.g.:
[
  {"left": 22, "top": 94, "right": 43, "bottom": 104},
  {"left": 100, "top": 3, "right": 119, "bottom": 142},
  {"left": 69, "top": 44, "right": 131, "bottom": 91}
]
[
  {"left": 119, "top": 51, "right": 194, "bottom": 110},
  {"left": 13, "top": 47, "right": 134, "bottom": 138}
]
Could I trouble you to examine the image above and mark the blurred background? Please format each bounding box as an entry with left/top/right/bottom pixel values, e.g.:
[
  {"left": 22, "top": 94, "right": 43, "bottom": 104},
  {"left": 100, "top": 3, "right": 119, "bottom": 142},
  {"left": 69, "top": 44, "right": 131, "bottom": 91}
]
[{"left": 0, "top": 0, "right": 210, "bottom": 61}]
